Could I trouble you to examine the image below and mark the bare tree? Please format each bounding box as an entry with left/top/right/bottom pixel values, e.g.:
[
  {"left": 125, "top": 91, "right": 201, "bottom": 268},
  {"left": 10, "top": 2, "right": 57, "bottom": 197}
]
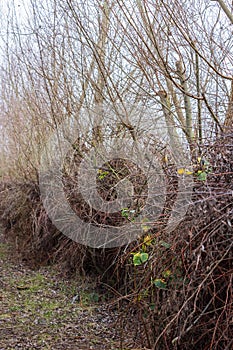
[{"left": 1, "top": 0, "right": 233, "bottom": 172}]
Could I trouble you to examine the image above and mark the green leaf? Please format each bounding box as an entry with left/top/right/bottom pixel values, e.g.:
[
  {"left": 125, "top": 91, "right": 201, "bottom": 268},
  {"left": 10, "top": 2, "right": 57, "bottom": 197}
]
[
  {"left": 90, "top": 292, "right": 99, "bottom": 303},
  {"left": 160, "top": 241, "right": 171, "bottom": 249},
  {"left": 121, "top": 208, "right": 129, "bottom": 218},
  {"left": 197, "top": 171, "right": 207, "bottom": 181},
  {"left": 149, "top": 303, "right": 155, "bottom": 311},
  {"left": 153, "top": 278, "right": 167, "bottom": 289},
  {"left": 132, "top": 252, "right": 148, "bottom": 266},
  {"left": 140, "top": 252, "right": 149, "bottom": 263},
  {"left": 133, "top": 252, "right": 142, "bottom": 266},
  {"left": 98, "top": 170, "right": 109, "bottom": 180},
  {"left": 162, "top": 269, "right": 172, "bottom": 278}
]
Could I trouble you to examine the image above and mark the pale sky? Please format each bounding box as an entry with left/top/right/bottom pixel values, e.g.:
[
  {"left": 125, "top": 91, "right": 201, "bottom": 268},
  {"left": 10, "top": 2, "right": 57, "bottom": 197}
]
[{"left": 0, "top": 0, "right": 33, "bottom": 37}]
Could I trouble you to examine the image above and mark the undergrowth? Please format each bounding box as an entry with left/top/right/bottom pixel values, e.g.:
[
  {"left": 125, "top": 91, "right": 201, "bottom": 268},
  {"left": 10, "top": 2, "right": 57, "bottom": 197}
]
[{"left": 0, "top": 132, "right": 232, "bottom": 349}]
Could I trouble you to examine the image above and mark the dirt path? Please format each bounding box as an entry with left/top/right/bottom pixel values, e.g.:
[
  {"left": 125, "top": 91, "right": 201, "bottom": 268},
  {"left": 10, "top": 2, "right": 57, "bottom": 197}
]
[{"left": 0, "top": 228, "right": 140, "bottom": 350}]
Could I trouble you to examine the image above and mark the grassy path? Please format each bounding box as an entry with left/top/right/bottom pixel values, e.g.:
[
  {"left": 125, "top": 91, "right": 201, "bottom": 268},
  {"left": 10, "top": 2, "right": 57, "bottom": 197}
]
[{"left": 0, "top": 228, "right": 140, "bottom": 350}]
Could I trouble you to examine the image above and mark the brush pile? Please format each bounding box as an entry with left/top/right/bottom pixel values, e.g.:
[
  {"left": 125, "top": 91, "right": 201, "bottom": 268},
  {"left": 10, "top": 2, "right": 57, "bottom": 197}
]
[{"left": 0, "top": 132, "right": 232, "bottom": 349}]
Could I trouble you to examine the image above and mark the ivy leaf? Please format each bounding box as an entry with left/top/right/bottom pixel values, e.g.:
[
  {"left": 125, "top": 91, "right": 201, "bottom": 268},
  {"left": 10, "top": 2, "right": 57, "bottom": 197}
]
[
  {"left": 140, "top": 252, "right": 149, "bottom": 263},
  {"left": 132, "top": 253, "right": 142, "bottom": 266},
  {"left": 90, "top": 292, "right": 99, "bottom": 303},
  {"left": 142, "top": 236, "right": 152, "bottom": 252},
  {"left": 160, "top": 241, "right": 171, "bottom": 249},
  {"left": 149, "top": 303, "right": 155, "bottom": 311},
  {"left": 121, "top": 208, "right": 129, "bottom": 218},
  {"left": 132, "top": 252, "right": 148, "bottom": 266},
  {"left": 197, "top": 171, "right": 207, "bottom": 181},
  {"left": 153, "top": 278, "right": 167, "bottom": 289},
  {"left": 162, "top": 269, "right": 172, "bottom": 278},
  {"left": 143, "top": 235, "right": 153, "bottom": 246}
]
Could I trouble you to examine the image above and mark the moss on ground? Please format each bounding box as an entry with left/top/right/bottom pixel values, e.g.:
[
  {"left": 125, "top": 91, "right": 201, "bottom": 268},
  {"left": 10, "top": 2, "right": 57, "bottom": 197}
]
[{"left": 0, "top": 229, "right": 141, "bottom": 350}]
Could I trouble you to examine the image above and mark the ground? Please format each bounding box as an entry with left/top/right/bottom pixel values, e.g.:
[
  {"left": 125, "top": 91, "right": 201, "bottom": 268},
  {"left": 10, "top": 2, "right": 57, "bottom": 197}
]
[{"left": 0, "top": 228, "right": 144, "bottom": 350}]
